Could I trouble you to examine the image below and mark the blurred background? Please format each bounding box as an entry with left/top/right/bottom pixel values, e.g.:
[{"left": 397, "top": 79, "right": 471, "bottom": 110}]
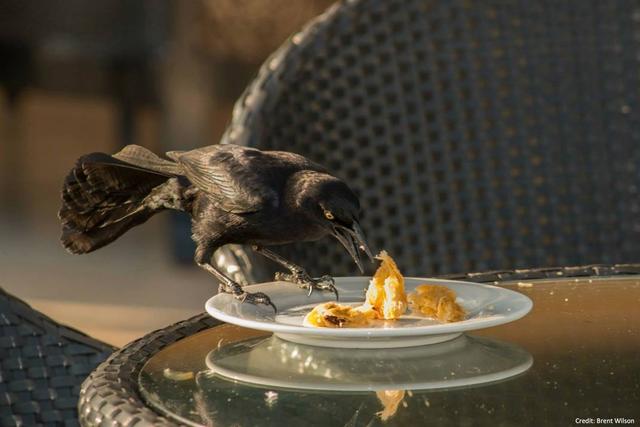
[{"left": 0, "top": 0, "right": 334, "bottom": 346}]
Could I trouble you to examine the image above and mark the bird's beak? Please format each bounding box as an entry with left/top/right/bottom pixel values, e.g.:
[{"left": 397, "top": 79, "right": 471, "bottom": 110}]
[{"left": 331, "top": 221, "right": 374, "bottom": 273}]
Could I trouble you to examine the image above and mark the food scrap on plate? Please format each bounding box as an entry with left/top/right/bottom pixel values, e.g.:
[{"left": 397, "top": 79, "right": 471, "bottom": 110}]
[
  {"left": 302, "top": 302, "right": 376, "bottom": 328},
  {"left": 408, "top": 284, "right": 466, "bottom": 322},
  {"left": 361, "top": 250, "right": 408, "bottom": 319},
  {"left": 304, "top": 251, "right": 466, "bottom": 328}
]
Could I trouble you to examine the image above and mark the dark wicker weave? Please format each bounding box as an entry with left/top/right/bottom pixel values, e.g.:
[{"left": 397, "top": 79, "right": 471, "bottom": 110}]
[
  {"left": 78, "top": 313, "right": 220, "bottom": 427},
  {"left": 0, "top": 288, "right": 114, "bottom": 427},
  {"left": 76, "top": 264, "right": 640, "bottom": 426},
  {"left": 221, "top": 0, "right": 640, "bottom": 278}
]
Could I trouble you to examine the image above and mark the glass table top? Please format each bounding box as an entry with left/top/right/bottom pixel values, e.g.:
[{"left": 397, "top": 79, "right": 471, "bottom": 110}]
[{"left": 138, "top": 277, "right": 640, "bottom": 426}]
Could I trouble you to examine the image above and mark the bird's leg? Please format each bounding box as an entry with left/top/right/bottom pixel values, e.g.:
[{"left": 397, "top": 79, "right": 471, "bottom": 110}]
[
  {"left": 251, "top": 246, "right": 338, "bottom": 299},
  {"left": 195, "top": 245, "right": 277, "bottom": 312}
]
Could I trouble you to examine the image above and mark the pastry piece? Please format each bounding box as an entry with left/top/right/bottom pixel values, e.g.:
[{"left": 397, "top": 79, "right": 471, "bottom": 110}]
[
  {"left": 363, "top": 251, "right": 408, "bottom": 320},
  {"left": 407, "top": 284, "right": 465, "bottom": 322},
  {"left": 303, "top": 302, "right": 377, "bottom": 328},
  {"left": 305, "top": 252, "right": 466, "bottom": 328},
  {"left": 304, "top": 251, "right": 410, "bottom": 327}
]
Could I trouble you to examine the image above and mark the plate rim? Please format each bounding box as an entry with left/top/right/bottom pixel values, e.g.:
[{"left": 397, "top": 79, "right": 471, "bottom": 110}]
[{"left": 205, "top": 277, "right": 533, "bottom": 338}]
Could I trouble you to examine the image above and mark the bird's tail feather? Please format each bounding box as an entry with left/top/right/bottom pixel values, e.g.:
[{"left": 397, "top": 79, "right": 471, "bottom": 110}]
[{"left": 59, "top": 151, "right": 176, "bottom": 254}]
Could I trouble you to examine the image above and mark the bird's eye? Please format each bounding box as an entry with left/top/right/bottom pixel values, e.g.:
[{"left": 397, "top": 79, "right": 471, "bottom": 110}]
[{"left": 324, "top": 210, "right": 335, "bottom": 220}]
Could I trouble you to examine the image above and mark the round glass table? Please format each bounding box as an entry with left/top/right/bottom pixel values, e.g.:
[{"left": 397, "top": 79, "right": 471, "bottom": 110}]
[{"left": 78, "top": 267, "right": 640, "bottom": 426}]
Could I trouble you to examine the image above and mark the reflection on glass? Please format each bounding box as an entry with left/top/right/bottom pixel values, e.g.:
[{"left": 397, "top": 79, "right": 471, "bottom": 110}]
[
  {"left": 154, "top": 334, "right": 534, "bottom": 425},
  {"left": 375, "top": 390, "right": 406, "bottom": 421},
  {"left": 204, "top": 334, "right": 533, "bottom": 392},
  {"left": 138, "top": 329, "right": 533, "bottom": 426}
]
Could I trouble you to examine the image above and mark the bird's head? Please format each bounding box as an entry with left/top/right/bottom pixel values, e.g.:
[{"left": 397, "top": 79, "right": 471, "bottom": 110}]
[{"left": 293, "top": 172, "right": 374, "bottom": 272}]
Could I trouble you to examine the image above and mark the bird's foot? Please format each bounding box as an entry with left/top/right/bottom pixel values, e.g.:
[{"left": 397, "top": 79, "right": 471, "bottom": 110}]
[
  {"left": 274, "top": 271, "right": 339, "bottom": 300},
  {"left": 237, "top": 291, "right": 277, "bottom": 313},
  {"left": 218, "top": 283, "right": 277, "bottom": 313}
]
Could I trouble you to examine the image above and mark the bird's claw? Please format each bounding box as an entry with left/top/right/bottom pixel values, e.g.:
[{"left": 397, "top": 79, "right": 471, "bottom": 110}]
[
  {"left": 220, "top": 283, "right": 277, "bottom": 312},
  {"left": 275, "top": 271, "right": 339, "bottom": 300},
  {"left": 311, "top": 275, "right": 339, "bottom": 300},
  {"left": 236, "top": 291, "right": 277, "bottom": 313}
]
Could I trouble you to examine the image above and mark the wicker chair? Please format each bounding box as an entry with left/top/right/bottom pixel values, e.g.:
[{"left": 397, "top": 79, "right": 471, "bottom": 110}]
[
  {"left": 0, "top": 288, "right": 114, "bottom": 426},
  {"left": 219, "top": 0, "right": 640, "bottom": 280}
]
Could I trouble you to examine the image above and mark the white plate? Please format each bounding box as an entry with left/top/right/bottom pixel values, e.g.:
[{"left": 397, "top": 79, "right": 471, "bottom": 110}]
[
  {"left": 205, "top": 277, "right": 533, "bottom": 349},
  {"left": 205, "top": 334, "right": 533, "bottom": 392}
]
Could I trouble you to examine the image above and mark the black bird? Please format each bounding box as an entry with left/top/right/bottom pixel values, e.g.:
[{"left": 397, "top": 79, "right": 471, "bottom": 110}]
[{"left": 59, "top": 144, "right": 373, "bottom": 310}]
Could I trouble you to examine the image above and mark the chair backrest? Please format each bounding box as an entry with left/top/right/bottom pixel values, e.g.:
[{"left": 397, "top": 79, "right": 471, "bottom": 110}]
[
  {"left": 223, "top": 0, "right": 640, "bottom": 276},
  {"left": 0, "top": 288, "right": 114, "bottom": 426}
]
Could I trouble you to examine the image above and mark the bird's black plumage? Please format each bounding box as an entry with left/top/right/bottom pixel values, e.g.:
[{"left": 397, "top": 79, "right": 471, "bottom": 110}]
[{"left": 59, "top": 144, "right": 373, "bottom": 309}]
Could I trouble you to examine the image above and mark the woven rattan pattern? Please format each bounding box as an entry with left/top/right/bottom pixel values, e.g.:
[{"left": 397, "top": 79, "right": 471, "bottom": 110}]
[
  {"left": 78, "top": 313, "right": 220, "bottom": 427},
  {"left": 76, "top": 264, "right": 640, "bottom": 426},
  {"left": 0, "top": 288, "right": 114, "bottom": 427},
  {"left": 223, "top": 0, "right": 640, "bottom": 277}
]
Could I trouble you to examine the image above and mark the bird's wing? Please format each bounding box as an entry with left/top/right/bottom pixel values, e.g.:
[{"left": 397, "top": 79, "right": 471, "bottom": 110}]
[
  {"left": 113, "top": 145, "right": 183, "bottom": 176},
  {"left": 167, "top": 145, "right": 279, "bottom": 213}
]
